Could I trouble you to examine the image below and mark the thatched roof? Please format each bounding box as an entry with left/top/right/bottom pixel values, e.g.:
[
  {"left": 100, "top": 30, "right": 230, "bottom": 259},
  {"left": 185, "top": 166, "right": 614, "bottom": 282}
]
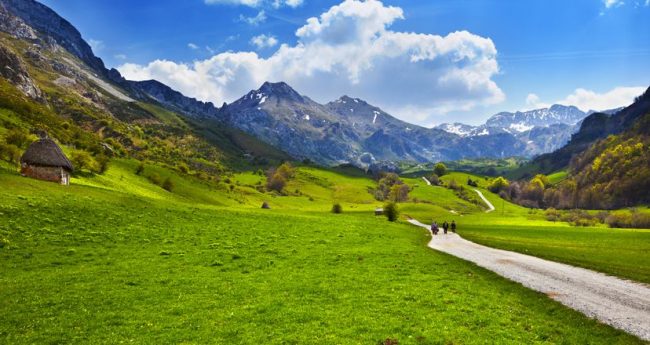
[{"left": 20, "top": 138, "right": 73, "bottom": 171}]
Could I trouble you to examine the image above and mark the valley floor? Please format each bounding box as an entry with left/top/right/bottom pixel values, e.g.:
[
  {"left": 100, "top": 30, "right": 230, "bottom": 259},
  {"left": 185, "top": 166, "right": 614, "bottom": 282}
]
[{"left": 0, "top": 162, "right": 648, "bottom": 344}]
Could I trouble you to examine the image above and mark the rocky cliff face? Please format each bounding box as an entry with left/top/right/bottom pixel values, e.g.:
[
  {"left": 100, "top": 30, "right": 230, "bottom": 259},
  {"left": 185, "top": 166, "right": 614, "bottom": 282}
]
[
  {"left": 0, "top": 0, "right": 106, "bottom": 74},
  {"left": 0, "top": 44, "right": 43, "bottom": 100}
]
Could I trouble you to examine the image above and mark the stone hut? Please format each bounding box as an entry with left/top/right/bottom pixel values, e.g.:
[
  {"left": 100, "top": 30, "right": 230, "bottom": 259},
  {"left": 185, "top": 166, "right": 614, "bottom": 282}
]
[{"left": 20, "top": 137, "right": 73, "bottom": 185}]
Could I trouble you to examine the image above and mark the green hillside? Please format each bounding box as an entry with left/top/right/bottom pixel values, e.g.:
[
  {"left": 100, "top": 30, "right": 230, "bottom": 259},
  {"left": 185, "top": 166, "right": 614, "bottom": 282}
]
[{"left": 1, "top": 161, "right": 646, "bottom": 344}]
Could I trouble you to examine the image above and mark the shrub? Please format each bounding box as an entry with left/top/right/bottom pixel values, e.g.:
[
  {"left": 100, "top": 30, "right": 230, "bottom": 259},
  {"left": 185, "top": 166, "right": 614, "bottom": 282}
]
[
  {"left": 545, "top": 208, "right": 561, "bottom": 222},
  {"left": 488, "top": 176, "right": 509, "bottom": 193},
  {"left": 0, "top": 237, "right": 9, "bottom": 248},
  {"left": 428, "top": 174, "right": 439, "bottom": 186},
  {"left": 177, "top": 162, "right": 190, "bottom": 174},
  {"left": 148, "top": 173, "right": 162, "bottom": 186},
  {"left": 4, "top": 128, "right": 31, "bottom": 149},
  {"left": 95, "top": 154, "right": 110, "bottom": 174},
  {"left": 467, "top": 178, "right": 478, "bottom": 187},
  {"left": 0, "top": 143, "right": 21, "bottom": 164},
  {"left": 384, "top": 202, "right": 399, "bottom": 222},
  {"left": 447, "top": 179, "right": 459, "bottom": 190},
  {"left": 70, "top": 150, "right": 97, "bottom": 172},
  {"left": 162, "top": 177, "right": 175, "bottom": 192},
  {"left": 331, "top": 203, "right": 343, "bottom": 214},
  {"left": 135, "top": 162, "right": 145, "bottom": 175}
]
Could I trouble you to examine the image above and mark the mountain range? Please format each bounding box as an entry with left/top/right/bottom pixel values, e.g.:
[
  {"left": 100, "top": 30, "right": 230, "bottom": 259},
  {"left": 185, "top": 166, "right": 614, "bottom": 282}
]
[{"left": 0, "top": 0, "right": 640, "bottom": 171}]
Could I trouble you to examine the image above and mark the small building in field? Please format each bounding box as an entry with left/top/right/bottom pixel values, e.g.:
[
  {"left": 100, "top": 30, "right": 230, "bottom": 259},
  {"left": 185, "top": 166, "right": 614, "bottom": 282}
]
[
  {"left": 375, "top": 208, "right": 384, "bottom": 216},
  {"left": 20, "top": 137, "right": 73, "bottom": 185}
]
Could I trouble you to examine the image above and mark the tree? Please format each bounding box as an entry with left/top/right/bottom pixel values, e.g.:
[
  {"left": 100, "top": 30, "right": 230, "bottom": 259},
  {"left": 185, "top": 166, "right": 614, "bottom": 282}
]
[
  {"left": 384, "top": 202, "right": 399, "bottom": 222},
  {"left": 331, "top": 203, "right": 343, "bottom": 214},
  {"left": 487, "top": 176, "right": 509, "bottom": 193},
  {"left": 388, "top": 184, "right": 410, "bottom": 202},
  {"left": 375, "top": 173, "right": 409, "bottom": 201},
  {"left": 433, "top": 162, "right": 448, "bottom": 177}
]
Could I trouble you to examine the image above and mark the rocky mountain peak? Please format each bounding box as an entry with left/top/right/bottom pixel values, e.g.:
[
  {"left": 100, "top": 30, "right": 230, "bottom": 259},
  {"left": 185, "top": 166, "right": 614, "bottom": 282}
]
[
  {"left": 0, "top": 0, "right": 106, "bottom": 74},
  {"left": 258, "top": 81, "right": 304, "bottom": 102}
]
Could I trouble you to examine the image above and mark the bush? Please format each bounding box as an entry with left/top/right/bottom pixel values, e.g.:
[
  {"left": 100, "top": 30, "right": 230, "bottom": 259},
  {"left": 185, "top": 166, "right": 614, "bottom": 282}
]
[
  {"left": 177, "top": 162, "right": 190, "bottom": 174},
  {"left": 429, "top": 174, "right": 439, "bottom": 186},
  {"left": 148, "top": 173, "right": 162, "bottom": 186},
  {"left": 384, "top": 202, "right": 399, "bottom": 222},
  {"left": 70, "top": 150, "right": 97, "bottom": 172},
  {"left": 545, "top": 208, "right": 561, "bottom": 222},
  {"left": 488, "top": 176, "right": 509, "bottom": 193},
  {"left": 331, "top": 203, "right": 343, "bottom": 214},
  {"left": 606, "top": 211, "right": 650, "bottom": 229},
  {"left": 162, "top": 177, "right": 175, "bottom": 192},
  {"left": 0, "top": 143, "right": 21, "bottom": 164},
  {"left": 4, "top": 128, "right": 31, "bottom": 149},
  {"left": 447, "top": 179, "right": 459, "bottom": 190},
  {"left": 95, "top": 154, "right": 110, "bottom": 174},
  {"left": 467, "top": 178, "right": 478, "bottom": 187},
  {"left": 135, "top": 162, "right": 145, "bottom": 175}
]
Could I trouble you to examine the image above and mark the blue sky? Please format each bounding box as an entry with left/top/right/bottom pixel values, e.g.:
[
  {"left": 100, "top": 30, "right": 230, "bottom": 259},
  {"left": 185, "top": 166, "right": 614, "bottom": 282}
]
[{"left": 41, "top": 0, "right": 650, "bottom": 126}]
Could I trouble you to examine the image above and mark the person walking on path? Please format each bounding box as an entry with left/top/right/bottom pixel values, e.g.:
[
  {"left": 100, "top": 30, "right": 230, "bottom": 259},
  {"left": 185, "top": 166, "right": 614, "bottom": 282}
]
[
  {"left": 442, "top": 221, "right": 449, "bottom": 234},
  {"left": 451, "top": 220, "right": 456, "bottom": 233},
  {"left": 431, "top": 221, "right": 439, "bottom": 235}
]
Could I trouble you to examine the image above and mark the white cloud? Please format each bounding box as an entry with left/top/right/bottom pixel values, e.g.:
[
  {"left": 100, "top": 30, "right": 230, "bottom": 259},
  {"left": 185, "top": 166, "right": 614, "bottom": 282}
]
[
  {"left": 603, "top": 0, "right": 624, "bottom": 8},
  {"left": 119, "top": 0, "right": 504, "bottom": 125},
  {"left": 250, "top": 34, "right": 278, "bottom": 49},
  {"left": 114, "top": 54, "right": 127, "bottom": 60},
  {"left": 205, "top": 0, "right": 302, "bottom": 8},
  {"left": 557, "top": 86, "right": 645, "bottom": 111},
  {"left": 188, "top": 43, "right": 200, "bottom": 50},
  {"left": 239, "top": 10, "right": 267, "bottom": 25},
  {"left": 524, "top": 93, "right": 550, "bottom": 110},
  {"left": 88, "top": 39, "right": 104, "bottom": 52},
  {"left": 523, "top": 86, "right": 645, "bottom": 112}
]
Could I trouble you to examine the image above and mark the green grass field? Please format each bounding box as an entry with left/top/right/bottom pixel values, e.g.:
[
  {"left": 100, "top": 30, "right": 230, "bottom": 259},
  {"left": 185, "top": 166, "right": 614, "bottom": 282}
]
[{"left": 0, "top": 163, "right": 647, "bottom": 343}]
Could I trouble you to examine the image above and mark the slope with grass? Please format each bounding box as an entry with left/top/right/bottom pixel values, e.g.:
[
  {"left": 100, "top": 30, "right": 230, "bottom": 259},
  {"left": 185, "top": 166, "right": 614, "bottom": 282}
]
[
  {"left": 0, "top": 163, "right": 646, "bottom": 344},
  {"left": 404, "top": 172, "right": 650, "bottom": 284}
]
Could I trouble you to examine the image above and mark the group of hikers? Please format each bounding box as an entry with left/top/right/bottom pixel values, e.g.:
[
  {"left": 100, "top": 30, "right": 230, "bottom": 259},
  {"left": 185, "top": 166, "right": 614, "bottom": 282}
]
[{"left": 431, "top": 220, "right": 456, "bottom": 235}]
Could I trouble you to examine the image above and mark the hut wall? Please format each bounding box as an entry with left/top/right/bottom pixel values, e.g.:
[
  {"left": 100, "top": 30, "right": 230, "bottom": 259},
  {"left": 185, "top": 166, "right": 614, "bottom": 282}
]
[{"left": 21, "top": 165, "right": 68, "bottom": 184}]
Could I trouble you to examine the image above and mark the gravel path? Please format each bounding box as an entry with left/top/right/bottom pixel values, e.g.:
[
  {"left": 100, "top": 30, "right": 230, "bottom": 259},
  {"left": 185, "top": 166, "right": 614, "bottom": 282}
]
[
  {"left": 473, "top": 189, "right": 495, "bottom": 213},
  {"left": 408, "top": 218, "right": 650, "bottom": 341}
]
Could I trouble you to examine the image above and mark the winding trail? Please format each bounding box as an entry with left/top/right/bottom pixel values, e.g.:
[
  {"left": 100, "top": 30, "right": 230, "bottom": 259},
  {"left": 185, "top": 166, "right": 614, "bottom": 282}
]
[
  {"left": 408, "top": 218, "right": 650, "bottom": 341},
  {"left": 473, "top": 189, "right": 495, "bottom": 213}
]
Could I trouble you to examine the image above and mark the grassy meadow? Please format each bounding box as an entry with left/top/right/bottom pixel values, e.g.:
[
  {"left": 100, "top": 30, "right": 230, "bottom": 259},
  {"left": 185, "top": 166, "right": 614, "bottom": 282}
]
[{"left": 0, "top": 162, "right": 648, "bottom": 344}]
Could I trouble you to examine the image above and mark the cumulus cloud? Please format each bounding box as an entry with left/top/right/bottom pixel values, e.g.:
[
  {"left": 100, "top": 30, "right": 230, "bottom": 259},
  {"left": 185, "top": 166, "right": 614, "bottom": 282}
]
[
  {"left": 250, "top": 34, "right": 279, "bottom": 49},
  {"left": 524, "top": 93, "right": 550, "bottom": 110},
  {"left": 239, "top": 10, "right": 267, "bottom": 25},
  {"left": 205, "top": 0, "right": 302, "bottom": 8},
  {"left": 557, "top": 86, "right": 645, "bottom": 111},
  {"left": 119, "top": 0, "right": 504, "bottom": 125},
  {"left": 188, "top": 43, "right": 200, "bottom": 50}
]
